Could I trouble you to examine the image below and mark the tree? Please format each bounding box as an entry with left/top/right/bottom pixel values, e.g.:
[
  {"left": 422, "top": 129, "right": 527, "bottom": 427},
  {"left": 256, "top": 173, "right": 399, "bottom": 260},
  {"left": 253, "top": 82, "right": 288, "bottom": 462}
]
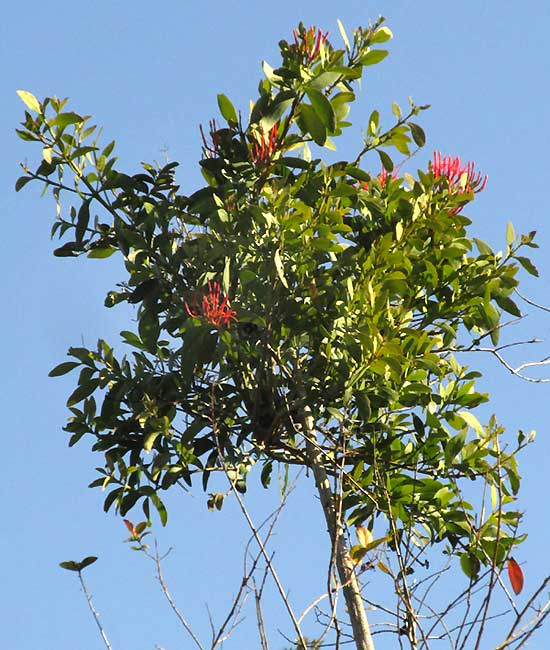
[{"left": 16, "top": 17, "right": 550, "bottom": 650}]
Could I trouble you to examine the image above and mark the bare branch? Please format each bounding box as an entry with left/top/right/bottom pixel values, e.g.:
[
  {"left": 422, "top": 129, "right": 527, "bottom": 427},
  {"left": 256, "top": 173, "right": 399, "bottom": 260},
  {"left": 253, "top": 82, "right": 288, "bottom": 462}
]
[
  {"left": 496, "top": 576, "right": 550, "bottom": 649},
  {"left": 515, "top": 289, "right": 550, "bottom": 313},
  {"left": 148, "top": 543, "right": 205, "bottom": 650},
  {"left": 77, "top": 570, "right": 114, "bottom": 650}
]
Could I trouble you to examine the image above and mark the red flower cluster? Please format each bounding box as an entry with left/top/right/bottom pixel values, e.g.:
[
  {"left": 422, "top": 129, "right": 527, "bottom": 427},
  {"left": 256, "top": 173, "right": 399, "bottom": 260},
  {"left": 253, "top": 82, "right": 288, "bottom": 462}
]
[
  {"left": 185, "top": 281, "right": 237, "bottom": 328},
  {"left": 251, "top": 124, "right": 279, "bottom": 165},
  {"left": 432, "top": 151, "right": 488, "bottom": 194},
  {"left": 361, "top": 167, "right": 397, "bottom": 191},
  {"left": 199, "top": 119, "right": 221, "bottom": 158},
  {"left": 293, "top": 26, "right": 329, "bottom": 63}
]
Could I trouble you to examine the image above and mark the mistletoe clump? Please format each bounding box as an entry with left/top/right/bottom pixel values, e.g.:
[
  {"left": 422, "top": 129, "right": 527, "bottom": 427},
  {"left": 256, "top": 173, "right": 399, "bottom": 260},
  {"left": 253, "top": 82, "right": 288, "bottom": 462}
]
[{"left": 16, "top": 17, "right": 543, "bottom": 649}]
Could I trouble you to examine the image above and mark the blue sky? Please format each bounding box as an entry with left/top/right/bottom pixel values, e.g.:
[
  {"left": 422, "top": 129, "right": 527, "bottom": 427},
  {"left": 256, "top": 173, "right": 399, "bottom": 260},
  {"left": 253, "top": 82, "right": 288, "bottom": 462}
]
[{"left": 2, "top": 1, "right": 549, "bottom": 648}]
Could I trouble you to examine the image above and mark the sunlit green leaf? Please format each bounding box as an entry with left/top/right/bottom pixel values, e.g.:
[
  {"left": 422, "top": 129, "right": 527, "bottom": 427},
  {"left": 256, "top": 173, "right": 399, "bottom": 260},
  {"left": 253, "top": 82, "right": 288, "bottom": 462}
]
[{"left": 17, "top": 90, "right": 41, "bottom": 113}]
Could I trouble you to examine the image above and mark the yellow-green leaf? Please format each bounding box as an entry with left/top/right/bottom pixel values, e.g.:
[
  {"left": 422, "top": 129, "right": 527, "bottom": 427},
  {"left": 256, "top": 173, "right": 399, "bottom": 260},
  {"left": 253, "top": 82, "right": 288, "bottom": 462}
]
[
  {"left": 17, "top": 89, "right": 41, "bottom": 113},
  {"left": 274, "top": 249, "right": 288, "bottom": 288},
  {"left": 337, "top": 19, "right": 351, "bottom": 51}
]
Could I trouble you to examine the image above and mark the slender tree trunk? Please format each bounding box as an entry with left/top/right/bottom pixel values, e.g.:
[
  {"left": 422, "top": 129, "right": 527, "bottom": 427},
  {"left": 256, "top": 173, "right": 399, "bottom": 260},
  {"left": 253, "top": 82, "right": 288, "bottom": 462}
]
[{"left": 300, "top": 405, "right": 376, "bottom": 650}]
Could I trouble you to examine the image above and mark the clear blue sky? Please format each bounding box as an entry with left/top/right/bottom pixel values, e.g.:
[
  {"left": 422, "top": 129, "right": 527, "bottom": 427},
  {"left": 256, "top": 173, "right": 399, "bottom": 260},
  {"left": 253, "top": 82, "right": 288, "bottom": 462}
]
[{"left": 2, "top": 1, "right": 549, "bottom": 648}]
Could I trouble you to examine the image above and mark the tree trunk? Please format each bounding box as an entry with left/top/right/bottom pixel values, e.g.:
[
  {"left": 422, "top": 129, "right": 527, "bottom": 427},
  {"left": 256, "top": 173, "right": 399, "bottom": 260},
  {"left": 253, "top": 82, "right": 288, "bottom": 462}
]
[{"left": 300, "top": 405, "right": 376, "bottom": 650}]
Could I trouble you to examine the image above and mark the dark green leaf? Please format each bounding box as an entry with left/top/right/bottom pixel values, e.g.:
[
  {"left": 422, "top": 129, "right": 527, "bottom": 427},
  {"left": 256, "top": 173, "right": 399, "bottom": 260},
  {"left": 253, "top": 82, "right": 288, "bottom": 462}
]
[
  {"left": 67, "top": 379, "right": 100, "bottom": 407},
  {"left": 103, "top": 488, "right": 122, "bottom": 513},
  {"left": 261, "top": 461, "right": 273, "bottom": 488},
  {"left": 49, "top": 361, "right": 80, "bottom": 377},
  {"left": 15, "top": 176, "right": 33, "bottom": 192},
  {"left": 494, "top": 295, "right": 522, "bottom": 317},
  {"left": 377, "top": 150, "right": 393, "bottom": 172},
  {"left": 75, "top": 200, "right": 90, "bottom": 243},
  {"left": 277, "top": 156, "right": 311, "bottom": 170},
  {"left": 79, "top": 556, "right": 98, "bottom": 570},
  {"left": 53, "top": 242, "right": 81, "bottom": 257},
  {"left": 445, "top": 430, "right": 467, "bottom": 465},
  {"left": 409, "top": 122, "right": 426, "bottom": 147},
  {"left": 515, "top": 256, "right": 539, "bottom": 277}
]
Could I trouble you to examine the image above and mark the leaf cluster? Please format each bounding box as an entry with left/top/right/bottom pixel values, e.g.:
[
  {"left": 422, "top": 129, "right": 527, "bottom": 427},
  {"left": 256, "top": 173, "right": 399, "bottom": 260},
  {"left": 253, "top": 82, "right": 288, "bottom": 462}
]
[{"left": 17, "top": 19, "right": 539, "bottom": 579}]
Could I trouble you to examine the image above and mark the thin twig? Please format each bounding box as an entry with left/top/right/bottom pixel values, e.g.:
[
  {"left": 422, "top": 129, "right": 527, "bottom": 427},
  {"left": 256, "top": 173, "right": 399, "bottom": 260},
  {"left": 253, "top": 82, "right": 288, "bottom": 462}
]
[
  {"left": 150, "top": 543, "right": 205, "bottom": 650},
  {"left": 515, "top": 290, "right": 550, "bottom": 313},
  {"left": 77, "top": 570, "right": 114, "bottom": 650}
]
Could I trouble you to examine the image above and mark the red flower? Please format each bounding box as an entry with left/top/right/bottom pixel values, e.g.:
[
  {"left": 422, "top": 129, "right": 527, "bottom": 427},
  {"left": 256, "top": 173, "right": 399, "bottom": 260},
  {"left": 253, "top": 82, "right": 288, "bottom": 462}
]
[
  {"left": 361, "top": 167, "right": 397, "bottom": 191},
  {"left": 293, "top": 25, "right": 329, "bottom": 63},
  {"left": 432, "top": 151, "right": 487, "bottom": 194},
  {"left": 185, "top": 281, "right": 237, "bottom": 328},
  {"left": 251, "top": 123, "right": 280, "bottom": 165},
  {"left": 431, "top": 151, "right": 487, "bottom": 214},
  {"left": 200, "top": 119, "right": 221, "bottom": 158}
]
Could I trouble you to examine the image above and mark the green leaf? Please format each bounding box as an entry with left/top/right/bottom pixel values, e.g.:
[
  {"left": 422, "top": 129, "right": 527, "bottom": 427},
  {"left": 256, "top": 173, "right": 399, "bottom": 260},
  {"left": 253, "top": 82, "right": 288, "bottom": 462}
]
[
  {"left": 261, "top": 461, "right": 273, "bottom": 488},
  {"left": 120, "top": 330, "right": 147, "bottom": 350},
  {"left": 217, "top": 94, "right": 238, "bottom": 125},
  {"left": 306, "top": 89, "right": 336, "bottom": 132},
  {"left": 60, "top": 556, "right": 97, "bottom": 572},
  {"left": 457, "top": 411, "right": 484, "bottom": 436},
  {"left": 494, "top": 295, "right": 522, "bottom": 317},
  {"left": 409, "top": 122, "right": 426, "bottom": 148},
  {"left": 54, "top": 112, "right": 84, "bottom": 128},
  {"left": 258, "top": 94, "right": 294, "bottom": 131},
  {"left": 346, "top": 165, "right": 370, "bottom": 183},
  {"left": 67, "top": 379, "right": 100, "bottom": 407},
  {"left": 16, "top": 128, "right": 40, "bottom": 142},
  {"left": 87, "top": 247, "right": 117, "bottom": 259},
  {"left": 139, "top": 311, "right": 160, "bottom": 350},
  {"left": 391, "top": 101, "right": 402, "bottom": 120},
  {"left": 412, "top": 414, "right": 425, "bottom": 437},
  {"left": 515, "top": 256, "right": 539, "bottom": 277},
  {"left": 15, "top": 176, "right": 33, "bottom": 192},
  {"left": 459, "top": 553, "right": 480, "bottom": 579},
  {"left": 506, "top": 221, "right": 516, "bottom": 247},
  {"left": 79, "top": 556, "right": 98, "bottom": 570},
  {"left": 151, "top": 493, "right": 168, "bottom": 525},
  {"left": 49, "top": 361, "right": 80, "bottom": 377},
  {"left": 17, "top": 90, "right": 41, "bottom": 113},
  {"left": 53, "top": 242, "right": 80, "bottom": 257},
  {"left": 368, "top": 109, "right": 379, "bottom": 135},
  {"left": 337, "top": 19, "right": 351, "bottom": 51},
  {"left": 274, "top": 249, "right": 288, "bottom": 288},
  {"left": 377, "top": 150, "right": 394, "bottom": 172},
  {"left": 474, "top": 238, "right": 493, "bottom": 256},
  {"left": 144, "top": 430, "right": 162, "bottom": 453},
  {"left": 445, "top": 430, "right": 467, "bottom": 464},
  {"left": 370, "top": 26, "right": 393, "bottom": 44},
  {"left": 75, "top": 200, "right": 90, "bottom": 243},
  {"left": 298, "top": 104, "right": 327, "bottom": 145},
  {"left": 360, "top": 50, "right": 389, "bottom": 66},
  {"left": 278, "top": 156, "right": 310, "bottom": 170}
]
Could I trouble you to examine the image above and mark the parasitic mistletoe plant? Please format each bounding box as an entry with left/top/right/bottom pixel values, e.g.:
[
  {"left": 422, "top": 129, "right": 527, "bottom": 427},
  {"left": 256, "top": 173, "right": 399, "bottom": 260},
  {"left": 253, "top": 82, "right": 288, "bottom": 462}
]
[{"left": 16, "top": 16, "right": 548, "bottom": 650}]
